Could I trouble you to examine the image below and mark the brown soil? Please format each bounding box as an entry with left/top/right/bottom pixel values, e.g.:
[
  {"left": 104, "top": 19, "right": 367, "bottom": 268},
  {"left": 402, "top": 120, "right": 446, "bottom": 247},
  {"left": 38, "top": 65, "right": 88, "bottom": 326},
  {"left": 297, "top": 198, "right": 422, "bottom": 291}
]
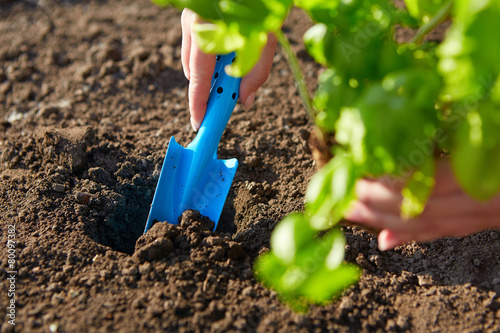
[{"left": 0, "top": 1, "right": 499, "bottom": 332}]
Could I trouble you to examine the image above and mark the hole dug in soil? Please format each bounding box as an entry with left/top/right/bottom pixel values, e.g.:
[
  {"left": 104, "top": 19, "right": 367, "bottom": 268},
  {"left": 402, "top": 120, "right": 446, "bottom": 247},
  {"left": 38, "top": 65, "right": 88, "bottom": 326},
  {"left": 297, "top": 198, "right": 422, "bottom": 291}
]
[
  {"left": 71, "top": 141, "right": 157, "bottom": 255},
  {"left": 77, "top": 153, "right": 157, "bottom": 254},
  {"left": 90, "top": 182, "right": 153, "bottom": 255}
]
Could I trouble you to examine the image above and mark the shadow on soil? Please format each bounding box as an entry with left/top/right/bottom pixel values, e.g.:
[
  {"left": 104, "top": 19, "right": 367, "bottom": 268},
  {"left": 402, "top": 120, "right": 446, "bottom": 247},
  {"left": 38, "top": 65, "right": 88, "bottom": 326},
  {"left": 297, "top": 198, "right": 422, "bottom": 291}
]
[
  {"left": 81, "top": 179, "right": 154, "bottom": 255},
  {"left": 100, "top": 183, "right": 153, "bottom": 254}
]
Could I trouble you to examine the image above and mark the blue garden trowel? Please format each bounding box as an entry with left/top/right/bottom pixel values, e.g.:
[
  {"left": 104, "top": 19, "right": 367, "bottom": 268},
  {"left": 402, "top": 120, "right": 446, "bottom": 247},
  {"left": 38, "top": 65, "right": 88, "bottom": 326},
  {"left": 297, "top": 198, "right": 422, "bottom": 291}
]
[{"left": 144, "top": 53, "right": 240, "bottom": 232}]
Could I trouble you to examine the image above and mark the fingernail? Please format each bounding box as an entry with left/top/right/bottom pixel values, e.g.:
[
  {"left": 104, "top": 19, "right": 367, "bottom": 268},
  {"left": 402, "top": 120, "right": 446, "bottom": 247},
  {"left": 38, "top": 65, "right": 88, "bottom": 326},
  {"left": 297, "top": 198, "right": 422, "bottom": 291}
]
[
  {"left": 244, "top": 92, "right": 256, "bottom": 109},
  {"left": 190, "top": 117, "right": 199, "bottom": 132},
  {"left": 378, "top": 230, "right": 400, "bottom": 251}
]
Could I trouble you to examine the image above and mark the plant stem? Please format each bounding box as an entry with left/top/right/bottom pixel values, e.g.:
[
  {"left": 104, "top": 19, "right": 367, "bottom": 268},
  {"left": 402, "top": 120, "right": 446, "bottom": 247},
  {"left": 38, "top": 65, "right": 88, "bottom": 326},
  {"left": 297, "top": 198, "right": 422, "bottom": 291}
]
[
  {"left": 274, "top": 30, "right": 324, "bottom": 141},
  {"left": 409, "top": 0, "right": 453, "bottom": 44}
]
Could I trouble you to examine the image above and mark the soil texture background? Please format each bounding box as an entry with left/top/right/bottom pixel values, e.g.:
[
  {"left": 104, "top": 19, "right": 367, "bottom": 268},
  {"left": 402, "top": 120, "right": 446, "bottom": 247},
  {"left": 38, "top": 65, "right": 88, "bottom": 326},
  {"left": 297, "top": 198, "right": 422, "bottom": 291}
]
[{"left": 0, "top": 1, "right": 499, "bottom": 332}]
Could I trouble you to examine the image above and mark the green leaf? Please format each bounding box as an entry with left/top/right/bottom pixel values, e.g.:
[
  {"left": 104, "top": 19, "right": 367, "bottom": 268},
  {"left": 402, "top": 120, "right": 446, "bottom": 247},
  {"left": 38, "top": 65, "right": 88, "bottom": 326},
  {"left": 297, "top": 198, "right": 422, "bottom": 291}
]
[
  {"left": 254, "top": 224, "right": 360, "bottom": 311},
  {"left": 295, "top": 0, "right": 396, "bottom": 33},
  {"left": 270, "top": 213, "right": 316, "bottom": 264},
  {"left": 194, "top": 22, "right": 246, "bottom": 53},
  {"left": 304, "top": 26, "right": 415, "bottom": 87},
  {"left": 299, "top": 0, "right": 415, "bottom": 83},
  {"left": 335, "top": 107, "right": 366, "bottom": 165},
  {"left": 438, "top": 0, "right": 500, "bottom": 102},
  {"left": 293, "top": 0, "right": 340, "bottom": 28},
  {"left": 401, "top": 156, "right": 436, "bottom": 218},
  {"left": 306, "top": 153, "right": 361, "bottom": 230},
  {"left": 313, "top": 69, "right": 362, "bottom": 132},
  {"left": 253, "top": 251, "right": 288, "bottom": 289},
  {"left": 194, "top": 23, "right": 268, "bottom": 76},
  {"left": 296, "top": 263, "right": 360, "bottom": 303},
  {"left": 491, "top": 75, "right": 500, "bottom": 104},
  {"left": 303, "top": 23, "right": 328, "bottom": 66},
  {"left": 452, "top": 100, "right": 500, "bottom": 200},
  {"left": 358, "top": 68, "right": 441, "bottom": 177},
  {"left": 304, "top": 159, "right": 335, "bottom": 218},
  {"left": 453, "top": 0, "right": 493, "bottom": 24},
  {"left": 404, "top": 0, "right": 446, "bottom": 23},
  {"left": 437, "top": 0, "right": 500, "bottom": 200}
]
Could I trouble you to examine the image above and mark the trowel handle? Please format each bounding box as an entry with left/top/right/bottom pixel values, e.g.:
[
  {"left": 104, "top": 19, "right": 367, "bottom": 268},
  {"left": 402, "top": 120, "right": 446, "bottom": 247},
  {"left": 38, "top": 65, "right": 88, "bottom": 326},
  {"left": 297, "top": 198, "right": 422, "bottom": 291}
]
[{"left": 188, "top": 53, "right": 241, "bottom": 156}]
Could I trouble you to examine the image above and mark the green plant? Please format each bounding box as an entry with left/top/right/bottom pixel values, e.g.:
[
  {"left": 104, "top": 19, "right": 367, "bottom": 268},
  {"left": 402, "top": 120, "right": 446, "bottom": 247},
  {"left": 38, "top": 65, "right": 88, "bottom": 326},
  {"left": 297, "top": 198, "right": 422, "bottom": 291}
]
[{"left": 153, "top": 0, "right": 500, "bottom": 310}]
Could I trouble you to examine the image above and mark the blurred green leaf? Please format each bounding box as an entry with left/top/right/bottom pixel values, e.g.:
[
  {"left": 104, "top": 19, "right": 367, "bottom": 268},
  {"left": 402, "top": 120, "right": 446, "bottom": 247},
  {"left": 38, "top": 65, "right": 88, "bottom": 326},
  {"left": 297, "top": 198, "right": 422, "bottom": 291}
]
[
  {"left": 154, "top": 0, "right": 290, "bottom": 28},
  {"left": 358, "top": 68, "right": 441, "bottom": 176},
  {"left": 255, "top": 222, "right": 360, "bottom": 311},
  {"left": 404, "top": 0, "right": 446, "bottom": 22},
  {"left": 437, "top": 0, "right": 500, "bottom": 200},
  {"left": 335, "top": 107, "right": 366, "bottom": 165},
  {"left": 195, "top": 23, "right": 268, "bottom": 76},
  {"left": 300, "top": 0, "right": 414, "bottom": 82},
  {"left": 313, "top": 69, "right": 362, "bottom": 132},
  {"left": 306, "top": 153, "right": 361, "bottom": 230},
  {"left": 304, "top": 26, "right": 407, "bottom": 82},
  {"left": 452, "top": 100, "right": 500, "bottom": 200},
  {"left": 295, "top": 0, "right": 396, "bottom": 32},
  {"left": 401, "top": 156, "right": 436, "bottom": 218},
  {"left": 438, "top": 0, "right": 500, "bottom": 102},
  {"left": 303, "top": 23, "right": 328, "bottom": 66},
  {"left": 270, "top": 213, "right": 317, "bottom": 264},
  {"left": 153, "top": 0, "right": 222, "bottom": 19},
  {"left": 297, "top": 263, "right": 360, "bottom": 303}
]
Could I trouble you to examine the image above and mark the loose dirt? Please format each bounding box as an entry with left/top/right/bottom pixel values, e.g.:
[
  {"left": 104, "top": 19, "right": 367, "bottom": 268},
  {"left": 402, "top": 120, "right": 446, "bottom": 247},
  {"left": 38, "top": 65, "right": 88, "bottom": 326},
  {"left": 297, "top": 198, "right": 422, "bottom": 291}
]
[{"left": 0, "top": 1, "right": 499, "bottom": 332}]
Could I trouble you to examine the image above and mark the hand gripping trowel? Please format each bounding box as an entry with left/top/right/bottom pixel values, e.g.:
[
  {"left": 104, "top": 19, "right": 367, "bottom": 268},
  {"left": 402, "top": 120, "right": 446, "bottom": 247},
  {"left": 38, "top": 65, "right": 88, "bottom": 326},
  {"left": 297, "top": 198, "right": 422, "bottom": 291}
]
[{"left": 144, "top": 53, "right": 240, "bottom": 232}]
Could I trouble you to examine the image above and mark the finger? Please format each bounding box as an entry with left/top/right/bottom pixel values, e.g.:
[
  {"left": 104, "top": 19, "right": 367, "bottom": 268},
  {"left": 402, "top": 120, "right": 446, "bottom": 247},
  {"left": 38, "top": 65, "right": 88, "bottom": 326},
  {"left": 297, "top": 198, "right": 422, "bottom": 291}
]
[
  {"left": 378, "top": 229, "right": 405, "bottom": 251},
  {"left": 355, "top": 179, "right": 402, "bottom": 215},
  {"left": 181, "top": 8, "right": 195, "bottom": 80},
  {"left": 344, "top": 201, "right": 414, "bottom": 233},
  {"left": 377, "top": 228, "right": 435, "bottom": 251},
  {"left": 378, "top": 226, "right": 438, "bottom": 251},
  {"left": 239, "top": 33, "right": 277, "bottom": 109},
  {"left": 422, "top": 191, "right": 481, "bottom": 218},
  {"left": 188, "top": 37, "right": 216, "bottom": 131},
  {"left": 379, "top": 212, "right": 500, "bottom": 251},
  {"left": 424, "top": 173, "right": 500, "bottom": 217},
  {"left": 425, "top": 213, "right": 500, "bottom": 238}
]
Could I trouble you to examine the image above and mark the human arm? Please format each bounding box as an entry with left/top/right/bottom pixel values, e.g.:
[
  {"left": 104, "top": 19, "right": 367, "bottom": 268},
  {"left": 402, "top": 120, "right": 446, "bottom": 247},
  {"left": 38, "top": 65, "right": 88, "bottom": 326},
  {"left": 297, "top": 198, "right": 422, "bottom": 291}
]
[{"left": 344, "top": 159, "right": 500, "bottom": 251}]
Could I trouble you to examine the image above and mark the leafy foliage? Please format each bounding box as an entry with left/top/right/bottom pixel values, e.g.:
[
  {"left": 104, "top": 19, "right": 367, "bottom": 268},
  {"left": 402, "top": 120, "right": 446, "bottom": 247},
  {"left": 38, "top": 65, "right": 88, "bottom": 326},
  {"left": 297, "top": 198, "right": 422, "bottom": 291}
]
[
  {"left": 401, "top": 156, "right": 436, "bottom": 218},
  {"left": 254, "top": 214, "right": 360, "bottom": 311},
  {"left": 437, "top": 0, "right": 500, "bottom": 199},
  {"left": 154, "top": 0, "right": 500, "bottom": 310},
  {"left": 452, "top": 100, "right": 500, "bottom": 200}
]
